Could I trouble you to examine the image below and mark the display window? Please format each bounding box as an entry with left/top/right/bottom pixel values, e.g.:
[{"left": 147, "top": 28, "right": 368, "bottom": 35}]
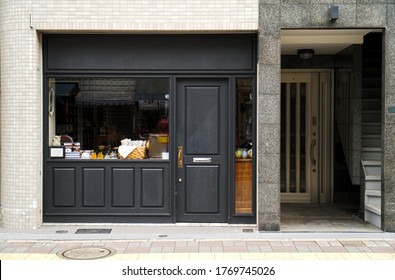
[
  {"left": 234, "top": 78, "right": 254, "bottom": 215},
  {"left": 48, "top": 77, "right": 170, "bottom": 160}
]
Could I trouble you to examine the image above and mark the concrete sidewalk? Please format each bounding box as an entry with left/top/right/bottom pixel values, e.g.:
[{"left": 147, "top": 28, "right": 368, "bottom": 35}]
[{"left": 1, "top": 224, "right": 395, "bottom": 260}]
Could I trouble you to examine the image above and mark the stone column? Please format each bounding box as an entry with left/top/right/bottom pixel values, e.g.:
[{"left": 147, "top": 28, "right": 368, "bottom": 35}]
[
  {"left": 383, "top": 4, "right": 395, "bottom": 231},
  {"left": 0, "top": 2, "right": 42, "bottom": 229},
  {"left": 257, "top": 1, "right": 281, "bottom": 231}
]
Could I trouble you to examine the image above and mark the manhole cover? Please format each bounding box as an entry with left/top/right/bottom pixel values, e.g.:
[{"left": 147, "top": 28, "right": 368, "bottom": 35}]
[{"left": 57, "top": 246, "right": 115, "bottom": 260}]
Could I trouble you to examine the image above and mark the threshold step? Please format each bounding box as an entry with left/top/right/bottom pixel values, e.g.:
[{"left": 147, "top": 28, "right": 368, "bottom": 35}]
[
  {"left": 365, "top": 175, "right": 381, "bottom": 181},
  {"left": 362, "top": 147, "right": 381, "bottom": 152},
  {"left": 361, "top": 160, "right": 381, "bottom": 166},
  {"left": 365, "top": 204, "right": 381, "bottom": 215},
  {"left": 366, "top": 190, "right": 381, "bottom": 197},
  {"left": 362, "top": 134, "right": 381, "bottom": 139}
]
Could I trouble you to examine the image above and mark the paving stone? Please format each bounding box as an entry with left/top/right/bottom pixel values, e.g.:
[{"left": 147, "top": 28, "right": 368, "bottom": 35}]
[
  {"left": 223, "top": 246, "right": 249, "bottom": 253},
  {"left": 345, "top": 247, "right": 360, "bottom": 253},
  {"left": 210, "top": 246, "right": 224, "bottom": 253},
  {"left": 124, "top": 247, "right": 150, "bottom": 253},
  {"left": 175, "top": 241, "right": 187, "bottom": 247},
  {"left": 187, "top": 241, "right": 199, "bottom": 247},
  {"left": 370, "top": 246, "right": 395, "bottom": 253},
  {"left": 234, "top": 241, "right": 247, "bottom": 247},
  {"left": 357, "top": 247, "right": 373, "bottom": 253},
  {"left": 296, "top": 246, "right": 310, "bottom": 252},
  {"left": 320, "top": 246, "right": 348, "bottom": 253},
  {"left": 246, "top": 241, "right": 270, "bottom": 247},
  {"left": 222, "top": 241, "right": 235, "bottom": 247},
  {"left": 293, "top": 241, "right": 318, "bottom": 247},
  {"left": 316, "top": 241, "right": 331, "bottom": 247},
  {"left": 374, "top": 241, "right": 392, "bottom": 247},
  {"left": 199, "top": 241, "right": 222, "bottom": 247},
  {"left": 340, "top": 241, "right": 365, "bottom": 247},
  {"left": 271, "top": 246, "right": 298, "bottom": 252},
  {"left": 151, "top": 241, "right": 175, "bottom": 247},
  {"left": 127, "top": 242, "right": 140, "bottom": 247},
  {"left": 362, "top": 241, "right": 378, "bottom": 247},
  {"left": 174, "top": 247, "right": 198, "bottom": 253},
  {"left": 328, "top": 240, "right": 343, "bottom": 247},
  {"left": 259, "top": 246, "right": 273, "bottom": 252},
  {"left": 161, "top": 247, "right": 174, "bottom": 253},
  {"left": 247, "top": 246, "right": 261, "bottom": 253}
]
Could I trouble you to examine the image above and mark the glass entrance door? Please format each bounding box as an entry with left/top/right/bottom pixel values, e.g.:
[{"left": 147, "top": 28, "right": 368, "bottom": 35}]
[{"left": 281, "top": 72, "right": 332, "bottom": 203}]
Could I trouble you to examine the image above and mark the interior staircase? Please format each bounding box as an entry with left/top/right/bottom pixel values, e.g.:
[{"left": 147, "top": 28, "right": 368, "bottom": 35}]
[{"left": 360, "top": 33, "right": 382, "bottom": 228}]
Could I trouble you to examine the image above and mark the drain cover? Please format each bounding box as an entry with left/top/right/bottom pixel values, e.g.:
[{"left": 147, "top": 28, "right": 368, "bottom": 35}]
[
  {"left": 57, "top": 246, "right": 115, "bottom": 260},
  {"left": 242, "top": 228, "right": 254, "bottom": 233},
  {"left": 75, "top": 228, "right": 112, "bottom": 234}
]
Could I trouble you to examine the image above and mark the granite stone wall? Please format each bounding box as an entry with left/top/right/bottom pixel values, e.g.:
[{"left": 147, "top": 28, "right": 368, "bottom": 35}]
[
  {"left": 257, "top": 0, "right": 394, "bottom": 231},
  {"left": 383, "top": 5, "right": 395, "bottom": 231}
]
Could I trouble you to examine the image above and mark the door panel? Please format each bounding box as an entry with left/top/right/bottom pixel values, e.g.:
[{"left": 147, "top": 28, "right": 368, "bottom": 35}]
[
  {"left": 141, "top": 168, "right": 165, "bottom": 207},
  {"left": 112, "top": 168, "right": 135, "bottom": 207},
  {"left": 186, "top": 87, "right": 219, "bottom": 154},
  {"left": 83, "top": 168, "right": 105, "bottom": 207},
  {"left": 185, "top": 165, "right": 219, "bottom": 213},
  {"left": 53, "top": 168, "right": 76, "bottom": 207},
  {"left": 176, "top": 78, "right": 228, "bottom": 222}
]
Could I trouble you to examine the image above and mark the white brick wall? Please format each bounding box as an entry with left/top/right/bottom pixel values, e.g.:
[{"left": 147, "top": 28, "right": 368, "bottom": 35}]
[
  {"left": 0, "top": 0, "right": 258, "bottom": 229},
  {"left": 32, "top": 0, "right": 258, "bottom": 31},
  {"left": 1, "top": 0, "right": 42, "bottom": 229}
]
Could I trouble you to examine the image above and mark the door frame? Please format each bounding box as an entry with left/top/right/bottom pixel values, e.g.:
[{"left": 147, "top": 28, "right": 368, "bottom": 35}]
[
  {"left": 280, "top": 70, "right": 334, "bottom": 204},
  {"left": 172, "top": 75, "right": 257, "bottom": 224}
]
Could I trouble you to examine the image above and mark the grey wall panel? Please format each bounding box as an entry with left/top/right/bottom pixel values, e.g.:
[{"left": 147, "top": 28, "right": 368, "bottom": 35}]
[
  {"left": 185, "top": 165, "right": 219, "bottom": 213},
  {"left": 53, "top": 168, "right": 76, "bottom": 207},
  {"left": 141, "top": 168, "right": 164, "bottom": 207},
  {"left": 112, "top": 168, "right": 135, "bottom": 207},
  {"left": 83, "top": 168, "right": 105, "bottom": 207},
  {"left": 44, "top": 35, "right": 255, "bottom": 72}
]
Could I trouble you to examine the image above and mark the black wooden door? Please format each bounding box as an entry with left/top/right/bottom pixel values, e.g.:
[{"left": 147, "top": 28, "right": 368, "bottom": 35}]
[{"left": 176, "top": 78, "right": 229, "bottom": 222}]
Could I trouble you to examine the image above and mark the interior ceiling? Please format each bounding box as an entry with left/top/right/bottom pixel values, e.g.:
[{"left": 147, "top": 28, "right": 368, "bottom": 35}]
[{"left": 281, "top": 29, "right": 375, "bottom": 55}]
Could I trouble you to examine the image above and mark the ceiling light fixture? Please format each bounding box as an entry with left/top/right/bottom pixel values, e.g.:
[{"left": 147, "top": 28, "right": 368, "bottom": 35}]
[{"left": 297, "top": 49, "right": 315, "bottom": 60}]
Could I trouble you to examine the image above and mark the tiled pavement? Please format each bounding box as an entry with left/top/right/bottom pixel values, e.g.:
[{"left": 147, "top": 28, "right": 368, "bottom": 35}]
[
  {"left": 1, "top": 238, "right": 395, "bottom": 260},
  {"left": 1, "top": 208, "right": 395, "bottom": 261}
]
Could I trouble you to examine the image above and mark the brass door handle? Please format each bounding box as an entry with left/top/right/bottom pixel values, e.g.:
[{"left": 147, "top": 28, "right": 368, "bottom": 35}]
[{"left": 178, "top": 146, "right": 183, "bottom": 168}]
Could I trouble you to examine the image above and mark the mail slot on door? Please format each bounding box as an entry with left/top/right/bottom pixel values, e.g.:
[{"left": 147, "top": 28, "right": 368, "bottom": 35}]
[{"left": 193, "top": 157, "right": 212, "bottom": 163}]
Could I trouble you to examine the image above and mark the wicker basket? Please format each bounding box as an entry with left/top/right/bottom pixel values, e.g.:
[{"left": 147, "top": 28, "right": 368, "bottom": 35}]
[{"left": 125, "top": 146, "right": 146, "bottom": 159}]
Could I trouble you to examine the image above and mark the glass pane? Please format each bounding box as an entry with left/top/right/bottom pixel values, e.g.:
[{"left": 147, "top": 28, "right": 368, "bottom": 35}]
[
  {"left": 48, "top": 77, "right": 170, "bottom": 160},
  {"left": 235, "top": 78, "right": 253, "bottom": 214},
  {"left": 290, "top": 83, "right": 296, "bottom": 192},
  {"left": 300, "top": 83, "right": 306, "bottom": 193},
  {"left": 280, "top": 83, "right": 286, "bottom": 192}
]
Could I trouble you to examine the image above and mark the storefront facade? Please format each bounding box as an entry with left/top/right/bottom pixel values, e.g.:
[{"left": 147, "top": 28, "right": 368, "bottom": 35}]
[
  {"left": 1, "top": 1, "right": 395, "bottom": 231},
  {"left": 43, "top": 34, "right": 256, "bottom": 223}
]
